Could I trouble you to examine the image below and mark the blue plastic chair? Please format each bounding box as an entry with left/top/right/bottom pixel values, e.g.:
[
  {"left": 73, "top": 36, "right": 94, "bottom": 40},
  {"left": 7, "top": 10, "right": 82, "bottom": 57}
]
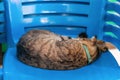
[
  {"left": 0, "top": 1, "right": 6, "bottom": 80},
  {"left": 0, "top": 2, "right": 6, "bottom": 43},
  {"left": 1, "top": 0, "right": 120, "bottom": 80}
]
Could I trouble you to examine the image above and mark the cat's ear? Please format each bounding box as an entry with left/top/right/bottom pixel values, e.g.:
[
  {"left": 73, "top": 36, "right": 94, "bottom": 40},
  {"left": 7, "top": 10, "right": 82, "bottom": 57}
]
[
  {"left": 91, "top": 36, "right": 97, "bottom": 45},
  {"left": 78, "top": 32, "right": 88, "bottom": 38},
  {"left": 91, "top": 36, "right": 97, "bottom": 41}
]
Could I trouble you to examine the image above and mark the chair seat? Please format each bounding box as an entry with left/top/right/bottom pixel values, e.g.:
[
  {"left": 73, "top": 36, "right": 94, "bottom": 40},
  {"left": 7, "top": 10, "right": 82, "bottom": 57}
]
[{"left": 3, "top": 47, "right": 120, "bottom": 80}]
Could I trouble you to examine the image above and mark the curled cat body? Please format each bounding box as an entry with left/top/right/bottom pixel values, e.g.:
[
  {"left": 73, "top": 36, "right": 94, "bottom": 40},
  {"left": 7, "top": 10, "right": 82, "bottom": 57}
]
[{"left": 17, "top": 30, "right": 108, "bottom": 70}]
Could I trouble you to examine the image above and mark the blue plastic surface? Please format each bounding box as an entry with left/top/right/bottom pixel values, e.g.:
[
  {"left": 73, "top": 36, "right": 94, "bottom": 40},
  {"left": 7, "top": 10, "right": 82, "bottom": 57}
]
[
  {"left": 104, "top": 1, "right": 120, "bottom": 50},
  {"left": 0, "top": 2, "right": 4, "bottom": 79},
  {"left": 105, "top": 13, "right": 120, "bottom": 26},
  {"left": 0, "top": 2, "right": 4, "bottom": 11},
  {"left": 0, "top": 2, "right": 6, "bottom": 43},
  {"left": 3, "top": 0, "right": 120, "bottom": 80},
  {"left": 4, "top": 0, "right": 106, "bottom": 47},
  {"left": 3, "top": 47, "right": 120, "bottom": 80},
  {"left": 0, "top": 68, "right": 3, "bottom": 80},
  {"left": 104, "top": 24, "right": 120, "bottom": 39},
  {"left": 107, "top": 1, "right": 120, "bottom": 14}
]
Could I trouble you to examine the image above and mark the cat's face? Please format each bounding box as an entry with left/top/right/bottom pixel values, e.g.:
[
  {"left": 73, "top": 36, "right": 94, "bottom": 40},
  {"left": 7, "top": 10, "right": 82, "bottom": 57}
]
[
  {"left": 79, "top": 36, "right": 108, "bottom": 52},
  {"left": 96, "top": 39, "right": 108, "bottom": 52}
]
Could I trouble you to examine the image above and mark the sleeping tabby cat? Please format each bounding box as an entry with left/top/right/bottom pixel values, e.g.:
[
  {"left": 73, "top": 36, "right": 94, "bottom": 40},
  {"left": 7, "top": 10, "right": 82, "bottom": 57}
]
[{"left": 17, "top": 30, "right": 108, "bottom": 70}]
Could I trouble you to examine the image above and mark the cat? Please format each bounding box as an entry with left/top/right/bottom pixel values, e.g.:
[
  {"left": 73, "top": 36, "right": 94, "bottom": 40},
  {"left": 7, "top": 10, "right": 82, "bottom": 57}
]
[{"left": 17, "top": 29, "right": 108, "bottom": 70}]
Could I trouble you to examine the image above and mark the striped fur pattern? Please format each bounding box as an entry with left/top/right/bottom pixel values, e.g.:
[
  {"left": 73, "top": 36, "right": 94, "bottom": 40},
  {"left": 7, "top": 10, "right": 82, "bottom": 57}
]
[{"left": 17, "top": 30, "right": 108, "bottom": 70}]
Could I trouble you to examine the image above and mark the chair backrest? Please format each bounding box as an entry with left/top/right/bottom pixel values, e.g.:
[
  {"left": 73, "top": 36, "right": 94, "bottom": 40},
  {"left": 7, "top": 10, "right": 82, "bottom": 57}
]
[
  {"left": 103, "top": 1, "right": 120, "bottom": 49},
  {"left": 4, "top": 0, "right": 107, "bottom": 47},
  {"left": 0, "top": 2, "right": 6, "bottom": 43}
]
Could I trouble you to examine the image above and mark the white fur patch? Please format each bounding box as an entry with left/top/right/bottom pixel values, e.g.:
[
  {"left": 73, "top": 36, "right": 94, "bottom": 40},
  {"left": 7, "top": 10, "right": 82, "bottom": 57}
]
[{"left": 109, "top": 48, "right": 120, "bottom": 66}]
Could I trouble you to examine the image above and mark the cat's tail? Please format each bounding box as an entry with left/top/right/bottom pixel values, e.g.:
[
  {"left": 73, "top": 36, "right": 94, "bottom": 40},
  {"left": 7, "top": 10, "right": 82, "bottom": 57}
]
[{"left": 105, "top": 42, "right": 120, "bottom": 66}]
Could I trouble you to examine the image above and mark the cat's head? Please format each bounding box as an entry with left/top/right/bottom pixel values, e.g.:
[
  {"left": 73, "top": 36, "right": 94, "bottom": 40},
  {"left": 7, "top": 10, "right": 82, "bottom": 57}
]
[
  {"left": 79, "top": 36, "right": 108, "bottom": 53},
  {"left": 91, "top": 37, "right": 108, "bottom": 52}
]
